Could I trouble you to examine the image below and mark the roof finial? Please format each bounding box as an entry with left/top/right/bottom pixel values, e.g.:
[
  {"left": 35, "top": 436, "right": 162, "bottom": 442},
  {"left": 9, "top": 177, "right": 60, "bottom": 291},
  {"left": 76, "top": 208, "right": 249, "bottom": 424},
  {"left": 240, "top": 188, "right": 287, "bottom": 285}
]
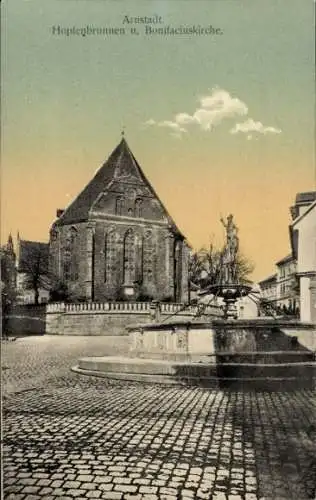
[{"left": 121, "top": 127, "right": 125, "bottom": 138}]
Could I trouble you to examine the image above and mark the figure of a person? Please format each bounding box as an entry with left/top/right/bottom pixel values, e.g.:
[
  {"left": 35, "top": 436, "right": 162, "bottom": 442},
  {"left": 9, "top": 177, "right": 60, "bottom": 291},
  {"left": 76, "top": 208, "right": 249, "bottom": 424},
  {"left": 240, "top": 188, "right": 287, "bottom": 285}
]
[
  {"left": 221, "top": 214, "right": 239, "bottom": 260},
  {"left": 220, "top": 214, "right": 239, "bottom": 283}
]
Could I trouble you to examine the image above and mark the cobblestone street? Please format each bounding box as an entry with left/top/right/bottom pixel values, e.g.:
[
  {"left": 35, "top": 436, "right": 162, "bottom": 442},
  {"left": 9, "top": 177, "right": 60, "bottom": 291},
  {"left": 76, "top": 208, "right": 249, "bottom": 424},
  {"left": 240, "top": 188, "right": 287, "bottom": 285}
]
[{"left": 2, "top": 335, "right": 316, "bottom": 499}]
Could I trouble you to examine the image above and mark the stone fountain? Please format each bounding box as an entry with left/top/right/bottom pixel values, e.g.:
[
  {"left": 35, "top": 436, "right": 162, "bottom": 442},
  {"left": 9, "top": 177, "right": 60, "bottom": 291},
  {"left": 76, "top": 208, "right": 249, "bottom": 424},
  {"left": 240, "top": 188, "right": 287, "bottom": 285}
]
[
  {"left": 198, "top": 214, "right": 252, "bottom": 320},
  {"left": 73, "top": 215, "right": 315, "bottom": 390}
]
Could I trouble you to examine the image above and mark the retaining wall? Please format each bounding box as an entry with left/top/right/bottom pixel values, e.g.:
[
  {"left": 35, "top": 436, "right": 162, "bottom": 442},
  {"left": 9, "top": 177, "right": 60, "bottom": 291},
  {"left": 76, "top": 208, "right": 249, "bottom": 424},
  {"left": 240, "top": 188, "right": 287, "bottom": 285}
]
[
  {"left": 4, "top": 304, "right": 46, "bottom": 335},
  {"left": 46, "top": 301, "right": 221, "bottom": 336}
]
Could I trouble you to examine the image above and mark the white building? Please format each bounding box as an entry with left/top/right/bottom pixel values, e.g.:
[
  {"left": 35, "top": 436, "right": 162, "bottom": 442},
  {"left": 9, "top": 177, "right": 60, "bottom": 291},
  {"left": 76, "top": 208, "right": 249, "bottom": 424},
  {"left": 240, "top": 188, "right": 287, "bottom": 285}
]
[
  {"left": 258, "top": 274, "right": 277, "bottom": 304},
  {"left": 290, "top": 193, "right": 316, "bottom": 323},
  {"left": 275, "top": 254, "right": 298, "bottom": 311}
]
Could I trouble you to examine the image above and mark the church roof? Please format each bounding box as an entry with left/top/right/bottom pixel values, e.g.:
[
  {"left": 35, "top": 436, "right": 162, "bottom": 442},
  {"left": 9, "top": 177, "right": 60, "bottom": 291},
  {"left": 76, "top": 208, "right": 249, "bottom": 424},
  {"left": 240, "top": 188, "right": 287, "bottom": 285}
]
[{"left": 57, "top": 137, "right": 184, "bottom": 237}]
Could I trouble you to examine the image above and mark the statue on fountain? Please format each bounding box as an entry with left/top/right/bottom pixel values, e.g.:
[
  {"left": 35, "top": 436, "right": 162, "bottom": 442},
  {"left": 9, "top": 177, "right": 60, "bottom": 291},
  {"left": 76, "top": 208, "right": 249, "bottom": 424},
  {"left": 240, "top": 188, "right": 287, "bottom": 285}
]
[
  {"left": 198, "top": 213, "right": 251, "bottom": 319},
  {"left": 220, "top": 214, "right": 239, "bottom": 285}
]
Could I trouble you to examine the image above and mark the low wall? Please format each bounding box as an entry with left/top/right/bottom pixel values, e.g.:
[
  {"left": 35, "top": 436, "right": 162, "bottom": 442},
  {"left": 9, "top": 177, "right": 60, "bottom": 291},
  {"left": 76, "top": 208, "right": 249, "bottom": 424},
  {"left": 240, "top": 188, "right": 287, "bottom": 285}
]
[
  {"left": 4, "top": 304, "right": 46, "bottom": 335},
  {"left": 46, "top": 301, "right": 221, "bottom": 336}
]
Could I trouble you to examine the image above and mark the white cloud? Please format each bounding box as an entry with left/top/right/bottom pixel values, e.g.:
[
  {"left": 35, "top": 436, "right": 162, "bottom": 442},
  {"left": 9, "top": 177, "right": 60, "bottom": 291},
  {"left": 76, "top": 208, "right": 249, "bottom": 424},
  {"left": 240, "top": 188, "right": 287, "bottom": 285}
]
[
  {"left": 145, "top": 87, "right": 248, "bottom": 137},
  {"left": 230, "top": 118, "right": 281, "bottom": 138},
  {"left": 158, "top": 120, "right": 187, "bottom": 137},
  {"left": 174, "top": 88, "right": 248, "bottom": 131},
  {"left": 145, "top": 88, "right": 281, "bottom": 140},
  {"left": 144, "top": 118, "right": 156, "bottom": 126},
  {"left": 144, "top": 118, "right": 187, "bottom": 138}
]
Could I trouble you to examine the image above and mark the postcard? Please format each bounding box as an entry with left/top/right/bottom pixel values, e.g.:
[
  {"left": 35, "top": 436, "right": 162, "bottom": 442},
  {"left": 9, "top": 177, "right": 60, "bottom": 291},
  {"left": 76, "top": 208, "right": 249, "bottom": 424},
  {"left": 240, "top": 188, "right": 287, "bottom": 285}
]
[{"left": 2, "top": 1, "right": 315, "bottom": 499}]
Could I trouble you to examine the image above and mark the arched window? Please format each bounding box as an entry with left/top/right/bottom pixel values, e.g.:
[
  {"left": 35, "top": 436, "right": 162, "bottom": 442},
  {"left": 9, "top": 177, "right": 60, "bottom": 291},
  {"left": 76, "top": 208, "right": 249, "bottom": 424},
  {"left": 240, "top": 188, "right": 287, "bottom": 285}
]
[
  {"left": 135, "top": 234, "right": 144, "bottom": 284},
  {"left": 134, "top": 198, "right": 143, "bottom": 217},
  {"left": 143, "top": 230, "right": 154, "bottom": 283},
  {"left": 63, "top": 227, "right": 78, "bottom": 281},
  {"left": 70, "top": 227, "right": 78, "bottom": 280},
  {"left": 123, "top": 229, "right": 135, "bottom": 284},
  {"left": 105, "top": 230, "right": 117, "bottom": 283},
  {"left": 50, "top": 228, "right": 58, "bottom": 242},
  {"left": 115, "top": 196, "right": 125, "bottom": 215},
  {"left": 104, "top": 233, "right": 108, "bottom": 282}
]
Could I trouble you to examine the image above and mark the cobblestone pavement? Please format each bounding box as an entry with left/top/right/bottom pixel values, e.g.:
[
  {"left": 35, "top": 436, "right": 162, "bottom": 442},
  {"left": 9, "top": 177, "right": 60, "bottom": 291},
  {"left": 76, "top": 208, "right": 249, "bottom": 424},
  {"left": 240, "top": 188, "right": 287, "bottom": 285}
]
[{"left": 2, "top": 335, "right": 316, "bottom": 499}]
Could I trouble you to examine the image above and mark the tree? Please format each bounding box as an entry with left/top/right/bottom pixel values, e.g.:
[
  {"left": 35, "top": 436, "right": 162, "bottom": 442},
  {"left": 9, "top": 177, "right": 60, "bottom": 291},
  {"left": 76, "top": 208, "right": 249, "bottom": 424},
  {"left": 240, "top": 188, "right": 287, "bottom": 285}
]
[
  {"left": 18, "top": 242, "right": 50, "bottom": 305},
  {"left": 49, "top": 280, "right": 70, "bottom": 302},
  {"left": 189, "top": 242, "right": 255, "bottom": 292},
  {"left": 234, "top": 252, "right": 255, "bottom": 285},
  {"left": 1, "top": 244, "right": 17, "bottom": 336}
]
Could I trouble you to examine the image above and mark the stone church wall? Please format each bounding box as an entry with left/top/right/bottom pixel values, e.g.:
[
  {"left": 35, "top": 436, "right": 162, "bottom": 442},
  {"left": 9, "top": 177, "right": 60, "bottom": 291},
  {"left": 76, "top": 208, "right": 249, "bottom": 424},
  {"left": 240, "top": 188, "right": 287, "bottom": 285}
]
[{"left": 49, "top": 220, "right": 188, "bottom": 303}]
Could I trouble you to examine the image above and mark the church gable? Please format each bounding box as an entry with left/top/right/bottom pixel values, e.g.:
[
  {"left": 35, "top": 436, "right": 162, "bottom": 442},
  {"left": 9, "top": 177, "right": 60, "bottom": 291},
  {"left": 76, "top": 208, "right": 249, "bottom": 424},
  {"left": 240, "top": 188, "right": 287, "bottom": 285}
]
[
  {"left": 56, "top": 137, "right": 177, "bottom": 229},
  {"left": 48, "top": 136, "right": 189, "bottom": 302},
  {"left": 112, "top": 142, "right": 143, "bottom": 182},
  {"left": 90, "top": 180, "right": 168, "bottom": 222}
]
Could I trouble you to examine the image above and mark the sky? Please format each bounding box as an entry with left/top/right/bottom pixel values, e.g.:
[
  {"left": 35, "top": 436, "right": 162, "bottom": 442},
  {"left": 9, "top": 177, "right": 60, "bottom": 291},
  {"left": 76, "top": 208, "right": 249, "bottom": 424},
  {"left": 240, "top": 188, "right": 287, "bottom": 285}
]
[{"left": 1, "top": 0, "right": 315, "bottom": 281}]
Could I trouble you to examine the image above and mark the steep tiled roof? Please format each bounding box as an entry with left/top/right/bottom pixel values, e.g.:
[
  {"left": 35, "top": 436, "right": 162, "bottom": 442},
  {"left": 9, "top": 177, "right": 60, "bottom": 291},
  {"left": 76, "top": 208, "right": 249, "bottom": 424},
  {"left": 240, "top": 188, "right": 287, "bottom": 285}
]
[
  {"left": 56, "top": 138, "right": 184, "bottom": 237},
  {"left": 57, "top": 140, "right": 123, "bottom": 225},
  {"left": 18, "top": 240, "right": 49, "bottom": 274}
]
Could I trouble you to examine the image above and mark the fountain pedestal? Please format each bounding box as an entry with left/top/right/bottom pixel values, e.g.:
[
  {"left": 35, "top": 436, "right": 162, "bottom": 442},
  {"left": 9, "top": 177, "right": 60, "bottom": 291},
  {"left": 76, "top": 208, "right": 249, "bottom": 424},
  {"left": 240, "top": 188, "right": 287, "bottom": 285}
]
[{"left": 199, "top": 283, "right": 253, "bottom": 320}]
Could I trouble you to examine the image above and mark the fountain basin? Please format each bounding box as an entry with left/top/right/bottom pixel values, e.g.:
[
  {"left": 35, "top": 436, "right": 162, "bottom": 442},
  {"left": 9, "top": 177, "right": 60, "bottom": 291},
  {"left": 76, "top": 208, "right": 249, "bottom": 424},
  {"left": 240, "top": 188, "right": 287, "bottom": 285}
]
[{"left": 72, "top": 318, "right": 315, "bottom": 390}]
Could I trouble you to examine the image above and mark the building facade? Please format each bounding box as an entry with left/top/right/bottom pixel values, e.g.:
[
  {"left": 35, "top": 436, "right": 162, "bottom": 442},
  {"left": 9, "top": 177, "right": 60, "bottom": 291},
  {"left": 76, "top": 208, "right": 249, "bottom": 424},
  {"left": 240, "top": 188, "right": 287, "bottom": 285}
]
[
  {"left": 1, "top": 234, "right": 50, "bottom": 305},
  {"left": 275, "top": 254, "right": 298, "bottom": 311},
  {"left": 259, "top": 191, "right": 316, "bottom": 321},
  {"left": 290, "top": 192, "right": 316, "bottom": 323},
  {"left": 258, "top": 274, "right": 277, "bottom": 304},
  {"left": 49, "top": 138, "right": 190, "bottom": 303}
]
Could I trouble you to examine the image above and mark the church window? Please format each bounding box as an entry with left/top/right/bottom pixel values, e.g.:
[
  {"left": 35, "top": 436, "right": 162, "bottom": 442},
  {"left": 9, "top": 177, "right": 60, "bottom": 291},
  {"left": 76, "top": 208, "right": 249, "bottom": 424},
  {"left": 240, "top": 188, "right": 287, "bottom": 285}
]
[
  {"left": 63, "top": 259, "right": 71, "bottom": 281},
  {"left": 135, "top": 234, "right": 144, "bottom": 284},
  {"left": 115, "top": 196, "right": 125, "bottom": 215},
  {"left": 105, "top": 231, "right": 117, "bottom": 283},
  {"left": 143, "top": 230, "right": 154, "bottom": 283},
  {"left": 104, "top": 233, "right": 107, "bottom": 282},
  {"left": 123, "top": 229, "right": 135, "bottom": 284},
  {"left": 51, "top": 229, "right": 58, "bottom": 242},
  {"left": 70, "top": 227, "right": 78, "bottom": 280},
  {"left": 134, "top": 198, "right": 143, "bottom": 217},
  {"left": 63, "top": 227, "right": 78, "bottom": 281}
]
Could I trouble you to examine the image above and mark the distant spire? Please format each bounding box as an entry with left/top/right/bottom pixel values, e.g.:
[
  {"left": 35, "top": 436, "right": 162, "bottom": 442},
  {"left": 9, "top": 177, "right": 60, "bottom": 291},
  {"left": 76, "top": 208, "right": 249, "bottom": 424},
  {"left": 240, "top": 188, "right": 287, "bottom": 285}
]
[{"left": 7, "top": 233, "right": 14, "bottom": 253}]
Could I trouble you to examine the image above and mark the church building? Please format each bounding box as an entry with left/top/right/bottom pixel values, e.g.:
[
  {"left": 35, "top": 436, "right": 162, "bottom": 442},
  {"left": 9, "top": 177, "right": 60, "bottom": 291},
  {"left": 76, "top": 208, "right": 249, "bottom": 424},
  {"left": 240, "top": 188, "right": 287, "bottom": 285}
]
[{"left": 49, "top": 137, "right": 190, "bottom": 303}]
